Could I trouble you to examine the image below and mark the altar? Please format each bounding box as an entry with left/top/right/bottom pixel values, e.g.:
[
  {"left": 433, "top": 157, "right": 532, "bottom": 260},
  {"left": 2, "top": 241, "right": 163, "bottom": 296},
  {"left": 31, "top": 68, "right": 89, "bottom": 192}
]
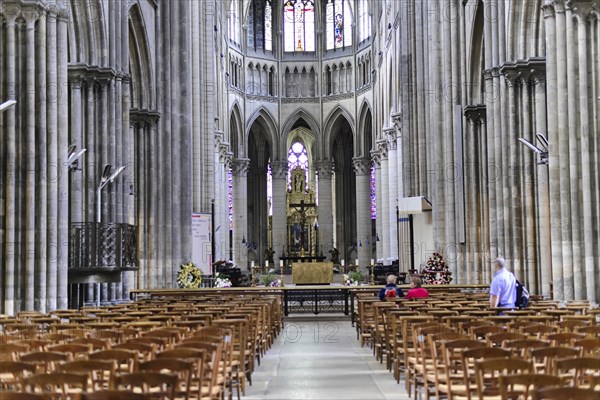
[{"left": 292, "top": 262, "right": 333, "bottom": 285}]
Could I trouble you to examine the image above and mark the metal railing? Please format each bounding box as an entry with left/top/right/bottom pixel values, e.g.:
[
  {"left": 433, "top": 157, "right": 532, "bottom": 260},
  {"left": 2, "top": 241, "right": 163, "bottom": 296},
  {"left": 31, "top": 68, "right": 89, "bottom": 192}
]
[{"left": 69, "top": 223, "right": 138, "bottom": 270}]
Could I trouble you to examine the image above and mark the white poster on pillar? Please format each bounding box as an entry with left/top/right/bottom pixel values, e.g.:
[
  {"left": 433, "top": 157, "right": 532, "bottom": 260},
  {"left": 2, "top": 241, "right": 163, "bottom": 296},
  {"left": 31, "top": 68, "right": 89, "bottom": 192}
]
[{"left": 191, "top": 213, "right": 212, "bottom": 274}]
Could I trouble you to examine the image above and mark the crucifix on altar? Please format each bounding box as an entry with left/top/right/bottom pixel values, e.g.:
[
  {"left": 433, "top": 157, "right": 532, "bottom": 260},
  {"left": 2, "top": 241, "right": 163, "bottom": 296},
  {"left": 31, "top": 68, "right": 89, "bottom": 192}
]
[
  {"left": 289, "top": 199, "right": 316, "bottom": 256},
  {"left": 286, "top": 167, "right": 318, "bottom": 257}
]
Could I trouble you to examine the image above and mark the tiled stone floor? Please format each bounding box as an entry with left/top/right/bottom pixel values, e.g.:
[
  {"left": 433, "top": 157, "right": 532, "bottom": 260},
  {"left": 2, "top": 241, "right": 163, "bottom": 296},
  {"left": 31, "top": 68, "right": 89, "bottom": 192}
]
[{"left": 244, "top": 317, "right": 410, "bottom": 400}]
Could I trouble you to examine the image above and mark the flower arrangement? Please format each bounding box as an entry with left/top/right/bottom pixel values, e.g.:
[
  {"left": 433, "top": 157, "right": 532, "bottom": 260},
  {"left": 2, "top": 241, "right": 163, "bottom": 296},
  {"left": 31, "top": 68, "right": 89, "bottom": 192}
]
[
  {"left": 176, "top": 262, "right": 202, "bottom": 289},
  {"left": 422, "top": 252, "right": 452, "bottom": 284},
  {"left": 270, "top": 279, "right": 283, "bottom": 287},
  {"left": 344, "top": 270, "right": 364, "bottom": 286},
  {"left": 214, "top": 272, "right": 232, "bottom": 288}
]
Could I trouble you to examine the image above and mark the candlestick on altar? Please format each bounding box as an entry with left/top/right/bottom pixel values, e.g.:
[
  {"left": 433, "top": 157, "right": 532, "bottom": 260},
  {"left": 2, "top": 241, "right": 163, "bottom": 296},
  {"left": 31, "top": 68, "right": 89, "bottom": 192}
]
[
  {"left": 369, "top": 264, "right": 375, "bottom": 286},
  {"left": 279, "top": 259, "right": 284, "bottom": 286}
]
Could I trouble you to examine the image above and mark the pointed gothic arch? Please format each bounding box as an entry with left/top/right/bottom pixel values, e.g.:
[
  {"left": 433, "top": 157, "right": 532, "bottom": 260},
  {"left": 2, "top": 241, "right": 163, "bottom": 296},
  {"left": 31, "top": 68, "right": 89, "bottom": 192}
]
[
  {"left": 128, "top": 3, "right": 154, "bottom": 109},
  {"left": 229, "top": 103, "right": 244, "bottom": 158},
  {"left": 322, "top": 106, "right": 355, "bottom": 158},
  {"left": 280, "top": 109, "right": 321, "bottom": 159},
  {"left": 245, "top": 108, "right": 278, "bottom": 159}
]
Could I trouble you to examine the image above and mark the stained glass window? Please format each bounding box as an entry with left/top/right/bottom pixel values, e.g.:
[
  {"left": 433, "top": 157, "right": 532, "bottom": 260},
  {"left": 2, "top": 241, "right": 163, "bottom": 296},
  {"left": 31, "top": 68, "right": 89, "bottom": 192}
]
[
  {"left": 326, "top": 0, "right": 352, "bottom": 50},
  {"left": 265, "top": 1, "right": 273, "bottom": 51},
  {"left": 247, "top": 0, "right": 273, "bottom": 51},
  {"left": 228, "top": 168, "right": 233, "bottom": 229},
  {"left": 358, "top": 0, "right": 371, "bottom": 42},
  {"left": 283, "top": 0, "right": 315, "bottom": 52},
  {"left": 229, "top": 0, "right": 241, "bottom": 45},
  {"left": 370, "top": 162, "right": 376, "bottom": 219},
  {"left": 267, "top": 163, "right": 273, "bottom": 216},
  {"left": 288, "top": 141, "right": 309, "bottom": 188}
]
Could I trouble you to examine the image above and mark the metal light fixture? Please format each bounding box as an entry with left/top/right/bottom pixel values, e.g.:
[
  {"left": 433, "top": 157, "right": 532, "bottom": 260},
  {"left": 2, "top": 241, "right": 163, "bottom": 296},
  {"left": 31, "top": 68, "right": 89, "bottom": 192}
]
[
  {"left": 518, "top": 134, "right": 548, "bottom": 165},
  {"left": 67, "top": 145, "right": 86, "bottom": 171},
  {"left": 0, "top": 99, "right": 17, "bottom": 112}
]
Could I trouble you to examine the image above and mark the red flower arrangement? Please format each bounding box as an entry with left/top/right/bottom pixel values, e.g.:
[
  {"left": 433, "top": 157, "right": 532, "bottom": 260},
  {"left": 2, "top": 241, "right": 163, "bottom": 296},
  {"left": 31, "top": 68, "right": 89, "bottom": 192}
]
[{"left": 421, "top": 252, "right": 453, "bottom": 284}]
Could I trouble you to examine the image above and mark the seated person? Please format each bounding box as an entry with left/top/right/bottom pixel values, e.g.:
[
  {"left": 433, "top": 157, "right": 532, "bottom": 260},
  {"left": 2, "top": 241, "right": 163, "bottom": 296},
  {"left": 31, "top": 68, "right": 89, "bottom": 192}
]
[
  {"left": 379, "top": 275, "right": 405, "bottom": 300},
  {"left": 405, "top": 277, "right": 429, "bottom": 299}
]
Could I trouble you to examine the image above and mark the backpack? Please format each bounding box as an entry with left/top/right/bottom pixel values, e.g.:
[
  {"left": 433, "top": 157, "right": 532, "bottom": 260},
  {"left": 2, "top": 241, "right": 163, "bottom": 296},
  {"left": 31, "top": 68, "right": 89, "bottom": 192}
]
[
  {"left": 515, "top": 280, "right": 530, "bottom": 309},
  {"left": 385, "top": 288, "right": 397, "bottom": 299}
]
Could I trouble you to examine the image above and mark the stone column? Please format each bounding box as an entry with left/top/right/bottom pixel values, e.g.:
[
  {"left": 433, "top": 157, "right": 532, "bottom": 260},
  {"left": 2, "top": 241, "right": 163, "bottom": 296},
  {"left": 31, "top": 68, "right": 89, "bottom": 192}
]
[
  {"left": 232, "top": 159, "right": 250, "bottom": 269},
  {"left": 575, "top": 12, "right": 596, "bottom": 301},
  {"left": 371, "top": 151, "right": 383, "bottom": 261},
  {"left": 555, "top": 1, "right": 574, "bottom": 300},
  {"left": 377, "top": 139, "right": 389, "bottom": 260},
  {"left": 270, "top": 161, "right": 288, "bottom": 265},
  {"left": 543, "top": 3, "right": 564, "bottom": 300},
  {"left": 56, "top": 10, "right": 69, "bottom": 309},
  {"left": 36, "top": 10, "right": 48, "bottom": 311},
  {"left": 353, "top": 158, "right": 372, "bottom": 269},
  {"left": 45, "top": 8, "right": 59, "bottom": 312},
  {"left": 532, "top": 74, "right": 552, "bottom": 298},
  {"left": 3, "top": 14, "right": 17, "bottom": 314},
  {"left": 385, "top": 128, "right": 398, "bottom": 260},
  {"left": 24, "top": 14, "right": 36, "bottom": 311},
  {"left": 316, "top": 161, "right": 335, "bottom": 255}
]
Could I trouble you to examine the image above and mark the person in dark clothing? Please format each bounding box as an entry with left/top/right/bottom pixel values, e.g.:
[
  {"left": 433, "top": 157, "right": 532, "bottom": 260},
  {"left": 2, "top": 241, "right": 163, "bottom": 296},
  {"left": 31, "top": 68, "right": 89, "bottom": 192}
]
[{"left": 379, "top": 274, "right": 405, "bottom": 300}]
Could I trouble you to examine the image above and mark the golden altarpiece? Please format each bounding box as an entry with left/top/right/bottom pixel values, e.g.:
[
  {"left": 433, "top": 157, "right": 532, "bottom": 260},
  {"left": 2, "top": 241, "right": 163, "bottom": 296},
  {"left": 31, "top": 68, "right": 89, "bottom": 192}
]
[{"left": 286, "top": 167, "right": 319, "bottom": 257}]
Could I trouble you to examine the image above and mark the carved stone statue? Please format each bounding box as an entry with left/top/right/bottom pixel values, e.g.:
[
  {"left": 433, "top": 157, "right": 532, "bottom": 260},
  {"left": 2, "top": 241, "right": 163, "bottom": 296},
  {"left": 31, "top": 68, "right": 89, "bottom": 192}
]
[
  {"left": 329, "top": 247, "right": 340, "bottom": 265},
  {"left": 264, "top": 247, "right": 275, "bottom": 264}
]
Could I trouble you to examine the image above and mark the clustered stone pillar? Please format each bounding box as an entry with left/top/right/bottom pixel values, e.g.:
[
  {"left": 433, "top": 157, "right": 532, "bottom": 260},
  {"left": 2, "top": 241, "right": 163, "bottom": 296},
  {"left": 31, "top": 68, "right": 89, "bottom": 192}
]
[
  {"left": 270, "top": 161, "right": 288, "bottom": 265},
  {"left": 377, "top": 140, "right": 390, "bottom": 261},
  {"left": 316, "top": 161, "right": 334, "bottom": 255},
  {"left": 385, "top": 128, "right": 399, "bottom": 261},
  {"left": 232, "top": 158, "right": 250, "bottom": 270},
  {"left": 353, "top": 158, "right": 372, "bottom": 268}
]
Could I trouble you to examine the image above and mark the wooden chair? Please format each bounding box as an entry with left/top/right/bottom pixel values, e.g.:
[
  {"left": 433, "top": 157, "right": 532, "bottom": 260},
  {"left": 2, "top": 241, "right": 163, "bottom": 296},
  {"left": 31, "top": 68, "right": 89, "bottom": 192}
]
[
  {"left": 56, "top": 360, "right": 115, "bottom": 391},
  {"left": 0, "top": 361, "right": 37, "bottom": 391},
  {"left": 69, "top": 338, "right": 110, "bottom": 351},
  {"left": 439, "top": 339, "right": 487, "bottom": 400},
  {"left": 139, "top": 359, "right": 193, "bottom": 400},
  {"left": 176, "top": 341, "right": 223, "bottom": 400},
  {"left": 24, "top": 372, "right": 88, "bottom": 398},
  {"left": 0, "top": 392, "right": 49, "bottom": 400},
  {"left": 546, "top": 332, "right": 586, "bottom": 346},
  {"left": 0, "top": 343, "right": 29, "bottom": 361},
  {"left": 79, "top": 391, "right": 149, "bottom": 400},
  {"left": 19, "top": 352, "right": 68, "bottom": 373},
  {"left": 114, "top": 372, "right": 177, "bottom": 400},
  {"left": 574, "top": 338, "right": 600, "bottom": 357},
  {"left": 554, "top": 357, "right": 600, "bottom": 388},
  {"left": 88, "top": 349, "right": 137, "bottom": 374},
  {"left": 156, "top": 348, "right": 206, "bottom": 398},
  {"left": 533, "top": 387, "right": 599, "bottom": 400},
  {"left": 486, "top": 332, "right": 528, "bottom": 347},
  {"left": 113, "top": 342, "right": 156, "bottom": 365},
  {"left": 530, "top": 346, "right": 580, "bottom": 374},
  {"left": 460, "top": 347, "right": 512, "bottom": 400},
  {"left": 576, "top": 325, "right": 600, "bottom": 338},
  {"left": 504, "top": 339, "right": 549, "bottom": 358},
  {"left": 474, "top": 358, "right": 534, "bottom": 399},
  {"left": 498, "top": 374, "right": 563, "bottom": 400},
  {"left": 47, "top": 344, "right": 90, "bottom": 360}
]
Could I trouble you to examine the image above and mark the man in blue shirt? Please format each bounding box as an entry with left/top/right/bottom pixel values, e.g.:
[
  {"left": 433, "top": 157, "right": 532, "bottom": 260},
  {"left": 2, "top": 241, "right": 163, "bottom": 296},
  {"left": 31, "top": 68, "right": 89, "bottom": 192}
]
[{"left": 489, "top": 256, "right": 517, "bottom": 308}]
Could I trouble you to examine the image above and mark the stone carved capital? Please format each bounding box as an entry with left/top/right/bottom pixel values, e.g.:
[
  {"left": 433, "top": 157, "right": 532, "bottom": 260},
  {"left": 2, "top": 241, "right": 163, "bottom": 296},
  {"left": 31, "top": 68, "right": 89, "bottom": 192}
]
[
  {"left": 315, "top": 160, "right": 334, "bottom": 179},
  {"left": 352, "top": 158, "right": 371, "bottom": 176},
  {"left": 232, "top": 158, "right": 250, "bottom": 177},
  {"left": 370, "top": 150, "right": 382, "bottom": 167},
  {"left": 270, "top": 161, "right": 288, "bottom": 179},
  {"left": 463, "top": 104, "right": 487, "bottom": 124},
  {"left": 542, "top": 4, "right": 556, "bottom": 19},
  {"left": 391, "top": 112, "right": 402, "bottom": 128},
  {"left": 377, "top": 139, "right": 388, "bottom": 159}
]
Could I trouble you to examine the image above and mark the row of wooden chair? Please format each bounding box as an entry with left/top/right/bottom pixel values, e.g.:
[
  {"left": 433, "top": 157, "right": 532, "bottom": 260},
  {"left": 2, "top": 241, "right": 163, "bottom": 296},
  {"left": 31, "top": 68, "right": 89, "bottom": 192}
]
[
  {"left": 0, "top": 294, "right": 284, "bottom": 399},
  {"left": 354, "top": 292, "right": 599, "bottom": 400}
]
